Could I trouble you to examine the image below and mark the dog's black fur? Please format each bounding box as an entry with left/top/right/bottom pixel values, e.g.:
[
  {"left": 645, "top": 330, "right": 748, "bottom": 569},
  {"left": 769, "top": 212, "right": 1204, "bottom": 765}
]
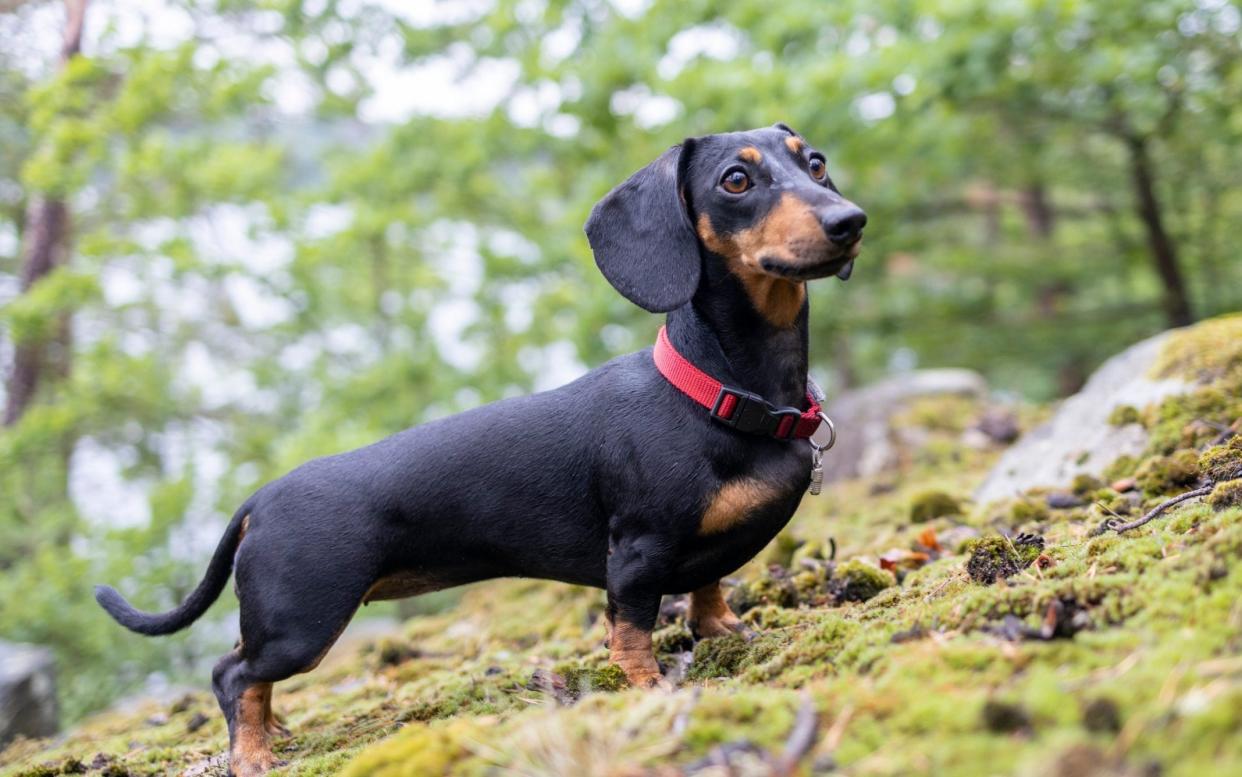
[{"left": 95, "top": 123, "right": 864, "bottom": 775}]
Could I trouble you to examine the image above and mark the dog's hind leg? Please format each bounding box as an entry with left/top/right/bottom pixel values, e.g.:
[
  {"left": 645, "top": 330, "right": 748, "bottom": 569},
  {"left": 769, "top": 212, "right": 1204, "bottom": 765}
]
[
  {"left": 214, "top": 567, "right": 370, "bottom": 776},
  {"left": 213, "top": 650, "right": 280, "bottom": 777}
]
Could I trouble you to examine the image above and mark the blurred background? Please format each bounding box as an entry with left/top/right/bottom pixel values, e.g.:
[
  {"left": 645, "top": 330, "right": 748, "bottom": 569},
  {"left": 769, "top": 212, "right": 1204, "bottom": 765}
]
[{"left": 0, "top": 0, "right": 1239, "bottom": 727}]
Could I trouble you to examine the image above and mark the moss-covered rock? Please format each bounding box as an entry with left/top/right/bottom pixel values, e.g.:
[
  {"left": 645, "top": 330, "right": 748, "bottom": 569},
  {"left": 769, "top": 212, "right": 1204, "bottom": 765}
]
[
  {"left": 1135, "top": 449, "right": 1201, "bottom": 496},
  {"left": 560, "top": 664, "right": 629, "bottom": 694},
  {"left": 1199, "top": 436, "right": 1242, "bottom": 483},
  {"left": 1010, "top": 497, "right": 1050, "bottom": 524},
  {"left": 1150, "top": 313, "right": 1242, "bottom": 381},
  {"left": 1103, "top": 454, "right": 1139, "bottom": 483},
  {"left": 965, "top": 534, "right": 1043, "bottom": 584},
  {"left": 1207, "top": 480, "right": 1242, "bottom": 511},
  {"left": 727, "top": 568, "right": 798, "bottom": 614},
  {"left": 909, "top": 490, "right": 963, "bottom": 523},
  {"left": 1107, "top": 404, "right": 1141, "bottom": 426},
  {"left": 1144, "top": 388, "right": 1242, "bottom": 455},
  {"left": 1070, "top": 473, "right": 1105, "bottom": 496},
  {"left": 832, "top": 560, "right": 895, "bottom": 602}
]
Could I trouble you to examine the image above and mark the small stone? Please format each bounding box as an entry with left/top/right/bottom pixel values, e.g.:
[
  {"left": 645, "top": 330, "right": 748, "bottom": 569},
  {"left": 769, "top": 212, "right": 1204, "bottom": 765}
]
[
  {"left": 1110, "top": 478, "right": 1136, "bottom": 492},
  {"left": 185, "top": 712, "right": 209, "bottom": 733},
  {"left": 976, "top": 408, "right": 1020, "bottom": 443},
  {"left": 1047, "top": 492, "right": 1086, "bottom": 509}
]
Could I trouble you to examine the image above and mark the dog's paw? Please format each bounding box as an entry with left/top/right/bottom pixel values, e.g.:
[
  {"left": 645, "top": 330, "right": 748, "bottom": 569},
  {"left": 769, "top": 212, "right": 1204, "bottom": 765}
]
[
  {"left": 265, "top": 718, "right": 292, "bottom": 738},
  {"left": 689, "top": 615, "right": 757, "bottom": 642},
  {"left": 628, "top": 670, "right": 673, "bottom": 691}
]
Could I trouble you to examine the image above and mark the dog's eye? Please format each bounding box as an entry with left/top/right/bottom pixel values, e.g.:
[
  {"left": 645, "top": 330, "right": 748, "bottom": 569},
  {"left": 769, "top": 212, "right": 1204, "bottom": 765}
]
[
  {"left": 721, "top": 169, "right": 751, "bottom": 194},
  {"left": 808, "top": 156, "right": 827, "bottom": 181}
]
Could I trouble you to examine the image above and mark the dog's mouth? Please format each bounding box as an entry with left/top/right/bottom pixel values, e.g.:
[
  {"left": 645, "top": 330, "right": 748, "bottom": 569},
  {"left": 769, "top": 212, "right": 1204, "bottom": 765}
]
[{"left": 758, "top": 242, "right": 862, "bottom": 282}]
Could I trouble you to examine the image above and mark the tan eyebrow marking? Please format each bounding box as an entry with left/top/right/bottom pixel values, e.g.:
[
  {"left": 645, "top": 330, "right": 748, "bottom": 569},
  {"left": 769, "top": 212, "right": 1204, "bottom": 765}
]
[
  {"left": 738, "top": 146, "right": 762, "bottom": 164},
  {"left": 785, "top": 136, "right": 805, "bottom": 154}
]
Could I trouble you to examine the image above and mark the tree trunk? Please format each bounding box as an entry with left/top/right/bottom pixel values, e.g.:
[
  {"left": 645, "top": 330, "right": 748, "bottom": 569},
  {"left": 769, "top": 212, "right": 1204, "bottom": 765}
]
[
  {"left": 1020, "top": 181, "right": 1055, "bottom": 240},
  {"left": 3, "top": 0, "right": 88, "bottom": 426},
  {"left": 1124, "top": 135, "right": 1193, "bottom": 328}
]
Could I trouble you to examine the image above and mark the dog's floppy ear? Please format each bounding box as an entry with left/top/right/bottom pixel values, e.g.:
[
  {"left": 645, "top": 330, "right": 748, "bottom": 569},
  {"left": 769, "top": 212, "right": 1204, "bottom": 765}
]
[{"left": 585, "top": 141, "right": 700, "bottom": 312}]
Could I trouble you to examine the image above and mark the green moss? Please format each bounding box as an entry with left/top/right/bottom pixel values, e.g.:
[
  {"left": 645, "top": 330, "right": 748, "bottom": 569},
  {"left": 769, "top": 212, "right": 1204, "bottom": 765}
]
[
  {"left": 12, "top": 316, "right": 1242, "bottom": 777},
  {"left": 833, "top": 560, "right": 895, "bottom": 602},
  {"left": 909, "top": 490, "right": 963, "bottom": 523},
  {"left": 727, "top": 569, "right": 798, "bottom": 614},
  {"left": 1071, "top": 474, "right": 1105, "bottom": 496},
  {"left": 340, "top": 719, "right": 479, "bottom": 777},
  {"left": 652, "top": 623, "right": 694, "bottom": 656},
  {"left": 1199, "top": 437, "right": 1242, "bottom": 483},
  {"left": 1103, "top": 454, "right": 1139, "bottom": 483},
  {"left": 687, "top": 634, "right": 752, "bottom": 680},
  {"left": 560, "top": 664, "right": 629, "bottom": 694},
  {"left": 891, "top": 395, "right": 982, "bottom": 434},
  {"left": 1151, "top": 313, "right": 1242, "bottom": 381},
  {"left": 1207, "top": 481, "right": 1242, "bottom": 511},
  {"left": 1135, "top": 449, "right": 1201, "bottom": 497},
  {"left": 1010, "top": 497, "right": 1050, "bottom": 524},
  {"left": 764, "top": 531, "right": 802, "bottom": 568},
  {"left": 789, "top": 539, "right": 833, "bottom": 568},
  {"left": 1144, "top": 388, "right": 1242, "bottom": 455},
  {"left": 1107, "top": 404, "right": 1141, "bottom": 426},
  {"left": 965, "top": 535, "right": 1041, "bottom": 584}
]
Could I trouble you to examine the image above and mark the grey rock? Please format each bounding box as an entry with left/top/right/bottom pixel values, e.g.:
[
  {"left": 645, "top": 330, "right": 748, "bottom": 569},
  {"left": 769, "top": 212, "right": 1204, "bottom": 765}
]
[
  {"left": 821, "top": 368, "right": 989, "bottom": 483},
  {"left": 0, "top": 640, "right": 58, "bottom": 746},
  {"left": 975, "top": 331, "right": 1192, "bottom": 504}
]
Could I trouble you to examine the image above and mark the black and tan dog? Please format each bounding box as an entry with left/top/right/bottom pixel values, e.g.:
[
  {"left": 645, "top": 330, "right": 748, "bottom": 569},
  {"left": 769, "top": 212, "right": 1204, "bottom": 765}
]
[{"left": 96, "top": 123, "right": 865, "bottom": 776}]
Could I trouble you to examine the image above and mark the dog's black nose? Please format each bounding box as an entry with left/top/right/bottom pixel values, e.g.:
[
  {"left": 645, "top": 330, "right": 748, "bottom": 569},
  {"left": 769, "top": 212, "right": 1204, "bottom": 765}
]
[{"left": 821, "top": 207, "right": 867, "bottom": 246}]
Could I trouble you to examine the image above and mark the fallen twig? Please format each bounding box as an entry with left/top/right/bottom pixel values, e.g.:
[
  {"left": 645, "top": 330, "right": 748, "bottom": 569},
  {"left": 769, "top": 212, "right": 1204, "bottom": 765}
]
[
  {"left": 1109, "top": 486, "right": 1214, "bottom": 533},
  {"left": 774, "top": 695, "right": 820, "bottom": 777}
]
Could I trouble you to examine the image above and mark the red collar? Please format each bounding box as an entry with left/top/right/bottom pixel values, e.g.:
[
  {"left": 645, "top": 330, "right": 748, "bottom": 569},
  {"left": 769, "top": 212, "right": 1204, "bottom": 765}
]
[{"left": 653, "top": 326, "right": 823, "bottom": 440}]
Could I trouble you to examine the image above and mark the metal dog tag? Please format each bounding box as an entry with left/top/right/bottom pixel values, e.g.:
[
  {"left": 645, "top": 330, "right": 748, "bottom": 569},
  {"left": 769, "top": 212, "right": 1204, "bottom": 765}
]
[{"left": 808, "top": 447, "right": 824, "bottom": 496}]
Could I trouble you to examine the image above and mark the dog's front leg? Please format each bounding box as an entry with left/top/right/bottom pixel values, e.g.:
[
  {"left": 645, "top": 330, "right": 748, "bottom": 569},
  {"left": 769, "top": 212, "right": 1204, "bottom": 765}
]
[{"left": 605, "top": 537, "right": 671, "bottom": 690}]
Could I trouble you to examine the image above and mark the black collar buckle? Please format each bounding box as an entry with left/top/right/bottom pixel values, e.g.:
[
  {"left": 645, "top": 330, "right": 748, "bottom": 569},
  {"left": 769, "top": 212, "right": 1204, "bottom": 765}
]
[{"left": 711, "top": 386, "right": 803, "bottom": 439}]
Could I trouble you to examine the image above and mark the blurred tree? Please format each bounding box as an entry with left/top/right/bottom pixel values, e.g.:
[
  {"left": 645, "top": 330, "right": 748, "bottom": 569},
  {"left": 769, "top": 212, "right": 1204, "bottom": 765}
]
[{"left": 3, "top": 0, "right": 85, "bottom": 425}]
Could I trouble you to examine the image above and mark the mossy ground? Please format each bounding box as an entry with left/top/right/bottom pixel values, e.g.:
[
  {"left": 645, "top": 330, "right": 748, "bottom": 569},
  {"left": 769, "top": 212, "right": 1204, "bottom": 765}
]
[{"left": 4, "top": 317, "right": 1242, "bottom": 777}]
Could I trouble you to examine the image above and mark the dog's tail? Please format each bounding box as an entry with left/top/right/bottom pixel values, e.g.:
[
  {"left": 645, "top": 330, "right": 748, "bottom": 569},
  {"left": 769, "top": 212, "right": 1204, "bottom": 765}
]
[{"left": 94, "top": 497, "right": 254, "bottom": 636}]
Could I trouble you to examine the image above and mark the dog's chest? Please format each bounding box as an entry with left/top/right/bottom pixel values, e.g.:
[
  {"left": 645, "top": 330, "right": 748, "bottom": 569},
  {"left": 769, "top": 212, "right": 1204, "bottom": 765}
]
[
  {"left": 696, "top": 450, "right": 810, "bottom": 537},
  {"left": 699, "top": 477, "right": 794, "bottom": 535}
]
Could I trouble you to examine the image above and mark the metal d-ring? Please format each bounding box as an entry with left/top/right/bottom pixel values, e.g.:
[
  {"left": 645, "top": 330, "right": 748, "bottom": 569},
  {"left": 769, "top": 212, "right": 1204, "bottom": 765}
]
[{"left": 810, "top": 411, "right": 836, "bottom": 452}]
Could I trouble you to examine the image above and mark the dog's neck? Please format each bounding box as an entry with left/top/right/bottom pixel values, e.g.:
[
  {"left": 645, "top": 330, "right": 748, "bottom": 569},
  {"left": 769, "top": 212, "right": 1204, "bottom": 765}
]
[{"left": 664, "top": 255, "right": 809, "bottom": 409}]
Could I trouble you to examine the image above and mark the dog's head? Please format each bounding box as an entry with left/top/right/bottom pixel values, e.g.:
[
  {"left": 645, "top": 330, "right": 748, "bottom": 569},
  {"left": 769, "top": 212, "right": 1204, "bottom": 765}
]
[{"left": 585, "top": 124, "right": 866, "bottom": 321}]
